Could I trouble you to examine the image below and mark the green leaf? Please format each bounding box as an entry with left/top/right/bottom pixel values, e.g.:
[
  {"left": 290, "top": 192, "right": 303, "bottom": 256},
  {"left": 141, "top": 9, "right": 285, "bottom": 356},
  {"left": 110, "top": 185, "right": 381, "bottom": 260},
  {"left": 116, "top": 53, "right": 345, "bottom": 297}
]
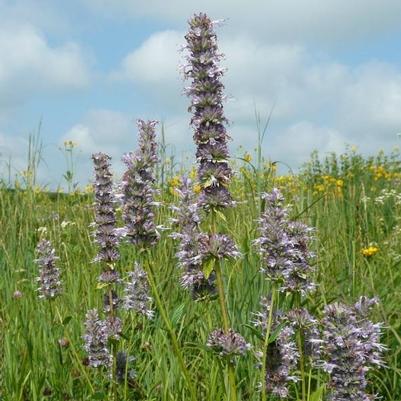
[
  {"left": 62, "top": 316, "right": 72, "bottom": 326},
  {"left": 202, "top": 258, "right": 215, "bottom": 279},
  {"left": 268, "top": 322, "right": 286, "bottom": 344},
  {"left": 243, "top": 324, "right": 264, "bottom": 340},
  {"left": 309, "top": 385, "right": 325, "bottom": 401},
  {"left": 96, "top": 282, "right": 109, "bottom": 290},
  {"left": 203, "top": 178, "right": 214, "bottom": 188},
  {"left": 171, "top": 303, "right": 186, "bottom": 326},
  {"left": 92, "top": 391, "right": 106, "bottom": 400},
  {"left": 215, "top": 209, "right": 227, "bottom": 222}
]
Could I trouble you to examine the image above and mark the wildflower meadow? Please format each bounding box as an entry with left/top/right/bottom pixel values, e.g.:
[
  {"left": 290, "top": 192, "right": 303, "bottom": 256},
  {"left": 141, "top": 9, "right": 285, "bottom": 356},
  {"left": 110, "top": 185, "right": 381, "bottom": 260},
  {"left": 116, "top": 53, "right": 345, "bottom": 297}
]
[{"left": 1, "top": 12, "right": 401, "bottom": 401}]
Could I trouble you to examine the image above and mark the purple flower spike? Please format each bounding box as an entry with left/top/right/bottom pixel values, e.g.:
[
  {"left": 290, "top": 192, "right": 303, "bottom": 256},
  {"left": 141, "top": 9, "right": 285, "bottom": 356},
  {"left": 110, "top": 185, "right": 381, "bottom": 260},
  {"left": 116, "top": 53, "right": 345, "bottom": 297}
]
[
  {"left": 91, "top": 152, "right": 120, "bottom": 266},
  {"left": 35, "top": 239, "right": 62, "bottom": 299},
  {"left": 253, "top": 296, "right": 299, "bottom": 398},
  {"left": 171, "top": 176, "right": 217, "bottom": 299},
  {"left": 320, "top": 298, "right": 385, "bottom": 401},
  {"left": 83, "top": 309, "right": 112, "bottom": 369},
  {"left": 123, "top": 263, "right": 154, "bottom": 319},
  {"left": 207, "top": 328, "right": 250, "bottom": 359},
  {"left": 121, "top": 120, "right": 160, "bottom": 248},
  {"left": 254, "top": 188, "right": 315, "bottom": 294},
  {"left": 183, "top": 13, "right": 233, "bottom": 210}
]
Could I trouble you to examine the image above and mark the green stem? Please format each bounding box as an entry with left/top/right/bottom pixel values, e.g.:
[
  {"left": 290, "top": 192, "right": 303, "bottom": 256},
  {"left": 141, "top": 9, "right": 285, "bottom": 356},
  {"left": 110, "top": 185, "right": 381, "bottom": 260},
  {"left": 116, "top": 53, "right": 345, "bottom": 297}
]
[
  {"left": 107, "top": 286, "right": 117, "bottom": 401},
  {"left": 144, "top": 258, "right": 197, "bottom": 401},
  {"left": 211, "top": 208, "right": 238, "bottom": 401},
  {"left": 261, "top": 287, "right": 276, "bottom": 401},
  {"left": 297, "top": 330, "right": 306, "bottom": 401},
  {"left": 215, "top": 263, "right": 230, "bottom": 331},
  {"left": 294, "top": 293, "right": 306, "bottom": 401},
  {"left": 215, "top": 262, "right": 237, "bottom": 401}
]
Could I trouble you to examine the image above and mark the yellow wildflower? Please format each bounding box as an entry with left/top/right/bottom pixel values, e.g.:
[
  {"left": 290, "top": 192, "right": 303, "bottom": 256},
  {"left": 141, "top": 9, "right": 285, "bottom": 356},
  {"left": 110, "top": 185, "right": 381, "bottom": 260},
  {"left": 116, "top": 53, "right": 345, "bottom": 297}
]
[
  {"left": 169, "top": 176, "right": 182, "bottom": 189},
  {"left": 193, "top": 184, "right": 202, "bottom": 194},
  {"left": 189, "top": 167, "right": 197, "bottom": 180},
  {"left": 63, "top": 140, "right": 78, "bottom": 150},
  {"left": 243, "top": 152, "right": 252, "bottom": 163},
  {"left": 361, "top": 245, "right": 379, "bottom": 257},
  {"left": 314, "top": 184, "right": 325, "bottom": 192}
]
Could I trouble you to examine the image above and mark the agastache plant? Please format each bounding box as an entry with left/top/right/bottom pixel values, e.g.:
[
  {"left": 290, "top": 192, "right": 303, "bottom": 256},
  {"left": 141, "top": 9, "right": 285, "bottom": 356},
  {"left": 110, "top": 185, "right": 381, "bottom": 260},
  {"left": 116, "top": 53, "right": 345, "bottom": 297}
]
[
  {"left": 35, "top": 239, "right": 62, "bottom": 299},
  {"left": 89, "top": 152, "right": 123, "bottom": 390},
  {"left": 123, "top": 263, "right": 154, "bottom": 319},
  {"left": 121, "top": 119, "right": 160, "bottom": 248},
  {"left": 91, "top": 152, "right": 120, "bottom": 281},
  {"left": 320, "top": 297, "right": 385, "bottom": 401},
  {"left": 83, "top": 309, "right": 112, "bottom": 369},
  {"left": 183, "top": 13, "right": 245, "bottom": 401},
  {"left": 122, "top": 120, "right": 197, "bottom": 400},
  {"left": 253, "top": 188, "right": 318, "bottom": 401},
  {"left": 254, "top": 188, "right": 315, "bottom": 295},
  {"left": 254, "top": 297, "right": 299, "bottom": 398},
  {"left": 183, "top": 12, "right": 233, "bottom": 210},
  {"left": 170, "top": 176, "right": 216, "bottom": 299}
]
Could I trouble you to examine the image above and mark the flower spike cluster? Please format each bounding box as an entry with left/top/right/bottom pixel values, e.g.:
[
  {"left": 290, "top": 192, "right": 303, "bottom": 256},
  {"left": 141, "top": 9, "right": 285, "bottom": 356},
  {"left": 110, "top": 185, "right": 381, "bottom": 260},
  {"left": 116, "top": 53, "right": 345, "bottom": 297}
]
[
  {"left": 254, "top": 188, "right": 315, "bottom": 294},
  {"left": 121, "top": 119, "right": 160, "bottom": 248},
  {"left": 183, "top": 13, "right": 233, "bottom": 209},
  {"left": 253, "top": 296, "right": 299, "bottom": 398},
  {"left": 320, "top": 297, "right": 385, "bottom": 401},
  {"left": 170, "top": 176, "right": 216, "bottom": 298},
  {"left": 91, "top": 152, "right": 120, "bottom": 269},
  {"left": 35, "top": 239, "right": 62, "bottom": 299},
  {"left": 123, "top": 263, "right": 154, "bottom": 319},
  {"left": 83, "top": 309, "right": 112, "bottom": 368}
]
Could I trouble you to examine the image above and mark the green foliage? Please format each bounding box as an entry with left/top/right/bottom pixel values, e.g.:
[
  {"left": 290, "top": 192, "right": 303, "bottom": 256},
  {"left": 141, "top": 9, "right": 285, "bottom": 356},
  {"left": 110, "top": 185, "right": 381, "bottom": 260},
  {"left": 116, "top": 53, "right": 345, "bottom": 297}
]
[{"left": 1, "top": 147, "right": 401, "bottom": 400}]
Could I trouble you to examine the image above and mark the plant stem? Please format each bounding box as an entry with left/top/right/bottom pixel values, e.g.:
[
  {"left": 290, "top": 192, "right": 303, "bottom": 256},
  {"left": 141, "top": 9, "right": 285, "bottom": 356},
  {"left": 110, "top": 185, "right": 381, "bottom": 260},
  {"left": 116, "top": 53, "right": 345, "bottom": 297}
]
[
  {"left": 215, "top": 261, "right": 237, "bottom": 401},
  {"left": 297, "top": 330, "right": 306, "bottom": 401},
  {"left": 144, "top": 257, "right": 197, "bottom": 401},
  {"left": 215, "top": 263, "right": 230, "bottom": 331},
  {"left": 294, "top": 292, "right": 306, "bottom": 401},
  {"left": 107, "top": 286, "right": 117, "bottom": 401},
  {"left": 261, "top": 287, "right": 276, "bottom": 401},
  {"left": 211, "top": 210, "right": 238, "bottom": 401}
]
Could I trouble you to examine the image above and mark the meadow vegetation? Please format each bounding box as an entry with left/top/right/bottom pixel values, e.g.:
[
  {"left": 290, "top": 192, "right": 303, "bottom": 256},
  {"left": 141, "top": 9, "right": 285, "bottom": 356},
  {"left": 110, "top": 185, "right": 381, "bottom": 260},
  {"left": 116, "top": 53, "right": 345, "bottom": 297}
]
[{"left": 1, "top": 12, "right": 401, "bottom": 401}]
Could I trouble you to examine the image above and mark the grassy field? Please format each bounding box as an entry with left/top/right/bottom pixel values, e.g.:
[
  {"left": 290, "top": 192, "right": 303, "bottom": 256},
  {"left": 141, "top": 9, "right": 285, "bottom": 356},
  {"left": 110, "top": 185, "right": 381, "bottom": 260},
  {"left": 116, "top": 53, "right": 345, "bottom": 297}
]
[{"left": 1, "top": 146, "right": 401, "bottom": 401}]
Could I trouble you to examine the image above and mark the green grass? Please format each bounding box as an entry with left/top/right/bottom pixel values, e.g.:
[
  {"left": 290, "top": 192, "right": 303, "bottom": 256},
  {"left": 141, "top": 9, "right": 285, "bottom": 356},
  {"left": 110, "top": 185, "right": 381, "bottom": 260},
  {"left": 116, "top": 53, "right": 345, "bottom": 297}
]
[{"left": 1, "top": 148, "right": 401, "bottom": 400}]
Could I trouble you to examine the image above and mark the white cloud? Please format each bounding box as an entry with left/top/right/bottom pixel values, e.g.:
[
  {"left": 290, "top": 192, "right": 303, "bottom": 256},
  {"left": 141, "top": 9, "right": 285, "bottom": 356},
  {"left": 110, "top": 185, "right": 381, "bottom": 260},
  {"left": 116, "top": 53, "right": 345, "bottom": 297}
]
[
  {"left": 63, "top": 109, "right": 134, "bottom": 153},
  {"left": 0, "top": 24, "right": 90, "bottom": 108},
  {"left": 111, "top": 29, "right": 401, "bottom": 171},
  {"left": 112, "top": 30, "right": 186, "bottom": 111},
  {"left": 60, "top": 109, "right": 138, "bottom": 184},
  {"left": 269, "top": 122, "right": 347, "bottom": 166},
  {"left": 84, "top": 0, "right": 401, "bottom": 44},
  {"left": 0, "top": 0, "right": 70, "bottom": 34},
  {"left": 117, "top": 30, "right": 183, "bottom": 84},
  {"left": 0, "top": 132, "right": 28, "bottom": 180}
]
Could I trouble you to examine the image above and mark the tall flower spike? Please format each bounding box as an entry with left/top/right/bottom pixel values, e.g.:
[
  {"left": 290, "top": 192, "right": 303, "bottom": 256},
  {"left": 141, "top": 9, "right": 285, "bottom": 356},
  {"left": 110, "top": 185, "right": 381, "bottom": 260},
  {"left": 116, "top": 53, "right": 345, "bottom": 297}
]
[
  {"left": 91, "top": 152, "right": 120, "bottom": 268},
  {"left": 123, "top": 263, "right": 154, "bottom": 319},
  {"left": 320, "top": 297, "right": 385, "bottom": 401},
  {"left": 83, "top": 309, "right": 112, "bottom": 368},
  {"left": 170, "top": 176, "right": 217, "bottom": 298},
  {"left": 254, "top": 188, "right": 315, "bottom": 294},
  {"left": 183, "top": 13, "right": 233, "bottom": 210},
  {"left": 35, "top": 239, "right": 62, "bottom": 299},
  {"left": 121, "top": 120, "right": 160, "bottom": 247}
]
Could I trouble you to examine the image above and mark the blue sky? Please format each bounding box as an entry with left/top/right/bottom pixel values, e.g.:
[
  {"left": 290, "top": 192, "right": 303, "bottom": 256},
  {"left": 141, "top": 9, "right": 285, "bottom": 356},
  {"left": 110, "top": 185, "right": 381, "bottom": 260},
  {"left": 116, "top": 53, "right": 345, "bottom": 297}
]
[{"left": 1, "top": 0, "right": 401, "bottom": 188}]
